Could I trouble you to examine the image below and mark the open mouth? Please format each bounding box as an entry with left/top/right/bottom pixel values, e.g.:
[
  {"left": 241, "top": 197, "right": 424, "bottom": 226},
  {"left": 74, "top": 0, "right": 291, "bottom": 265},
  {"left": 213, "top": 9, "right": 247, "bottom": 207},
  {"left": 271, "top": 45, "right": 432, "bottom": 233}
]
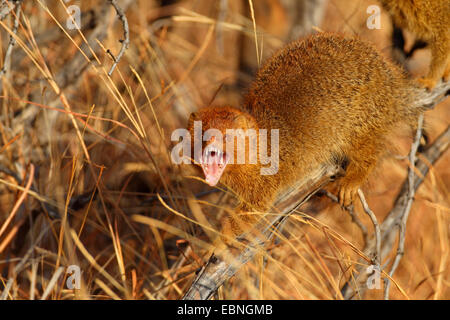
[{"left": 200, "top": 145, "right": 229, "bottom": 186}]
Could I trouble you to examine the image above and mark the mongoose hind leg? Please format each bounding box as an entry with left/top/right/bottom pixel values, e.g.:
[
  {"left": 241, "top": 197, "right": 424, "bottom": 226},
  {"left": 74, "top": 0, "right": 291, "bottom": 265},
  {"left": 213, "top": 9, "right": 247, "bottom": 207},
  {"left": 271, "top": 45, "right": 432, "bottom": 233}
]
[{"left": 337, "top": 154, "right": 377, "bottom": 208}]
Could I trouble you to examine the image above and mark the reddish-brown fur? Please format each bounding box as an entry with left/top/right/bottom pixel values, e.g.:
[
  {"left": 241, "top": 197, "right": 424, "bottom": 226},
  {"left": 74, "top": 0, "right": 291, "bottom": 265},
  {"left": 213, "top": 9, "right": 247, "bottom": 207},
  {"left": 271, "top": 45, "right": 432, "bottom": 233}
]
[
  {"left": 379, "top": 0, "right": 450, "bottom": 89},
  {"left": 188, "top": 33, "right": 423, "bottom": 239}
]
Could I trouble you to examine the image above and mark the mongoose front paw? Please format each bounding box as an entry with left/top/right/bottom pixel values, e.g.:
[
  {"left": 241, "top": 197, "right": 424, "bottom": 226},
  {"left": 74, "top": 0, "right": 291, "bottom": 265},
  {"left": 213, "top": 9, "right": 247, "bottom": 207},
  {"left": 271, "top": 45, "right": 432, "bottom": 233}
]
[
  {"left": 217, "top": 212, "right": 262, "bottom": 250},
  {"left": 217, "top": 216, "right": 238, "bottom": 249},
  {"left": 417, "top": 77, "right": 438, "bottom": 91},
  {"left": 338, "top": 184, "right": 358, "bottom": 208}
]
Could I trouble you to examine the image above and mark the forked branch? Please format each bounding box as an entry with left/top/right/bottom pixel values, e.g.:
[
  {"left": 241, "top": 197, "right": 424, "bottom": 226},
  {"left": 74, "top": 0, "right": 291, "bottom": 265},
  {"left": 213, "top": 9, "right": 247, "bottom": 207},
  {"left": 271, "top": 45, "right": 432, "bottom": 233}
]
[{"left": 342, "top": 123, "right": 449, "bottom": 299}]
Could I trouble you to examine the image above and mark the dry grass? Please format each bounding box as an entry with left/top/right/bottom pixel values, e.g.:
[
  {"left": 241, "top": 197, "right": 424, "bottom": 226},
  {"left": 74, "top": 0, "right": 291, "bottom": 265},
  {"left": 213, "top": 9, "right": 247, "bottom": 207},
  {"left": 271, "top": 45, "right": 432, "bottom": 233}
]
[{"left": 0, "top": 0, "right": 448, "bottom": 300}]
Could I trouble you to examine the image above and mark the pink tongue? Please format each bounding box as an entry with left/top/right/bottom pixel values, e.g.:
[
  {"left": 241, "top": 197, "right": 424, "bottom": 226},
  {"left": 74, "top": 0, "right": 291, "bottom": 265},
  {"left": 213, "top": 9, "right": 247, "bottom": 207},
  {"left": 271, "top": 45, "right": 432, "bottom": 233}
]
[
  {"left": 203, "top": 163, "right": 220, "bottom": 186},
  {"left": 201, "top": 153, "right": 226, "bottom": 186}
]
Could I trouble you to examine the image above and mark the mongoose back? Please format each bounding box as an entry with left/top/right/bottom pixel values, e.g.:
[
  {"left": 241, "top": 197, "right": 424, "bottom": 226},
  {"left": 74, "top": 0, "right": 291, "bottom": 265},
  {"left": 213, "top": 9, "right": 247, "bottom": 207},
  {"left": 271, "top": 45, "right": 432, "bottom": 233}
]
[
  {"left": 379, "top": 0, "right": 450, "bottom": 89},
  {"left": 188, "top": 33, "right": 423, "bottom": 238}
]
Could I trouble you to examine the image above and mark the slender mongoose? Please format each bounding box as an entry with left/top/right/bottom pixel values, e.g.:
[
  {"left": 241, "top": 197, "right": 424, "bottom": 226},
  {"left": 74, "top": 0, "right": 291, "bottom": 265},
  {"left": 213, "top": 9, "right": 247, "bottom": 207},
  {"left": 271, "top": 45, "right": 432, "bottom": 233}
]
[
  {"left": 187, "top": 33, "right": 425, "bottom": 239},
  {"left": 379, "top": 0, "right": 450, "bottom": 89}
]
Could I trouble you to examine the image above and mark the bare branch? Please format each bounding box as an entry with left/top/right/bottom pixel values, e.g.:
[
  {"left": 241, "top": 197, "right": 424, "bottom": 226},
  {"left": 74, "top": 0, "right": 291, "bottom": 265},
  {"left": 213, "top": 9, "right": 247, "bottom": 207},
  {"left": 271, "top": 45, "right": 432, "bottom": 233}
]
[
  {"left": 356, "top": 188, "right": 381, "bottom": 293},
  {"left": 182, "top": 164, "right": 342, "bottom": 300},
  {"left": 0, "top": 1, "right": 21, "bottom": 77},
  {"left": 322, "top": 190, "right": 369, "bottom": 245},
  {"left": 107, "top": 0, "right": 130, "bottom": 76},
  {"left": 342, "top": 123, "right": 449, "bottom": 299},
  {"left": 357, "top": 189, "right": 381, "bottom": 267},
  {"left": 9, "top": 0, "right": 133, "bottom": 136},
  {"left": 340, "top": 82, "right": 449, "bottom": 299},
  {"left": 415, "top": 81, "right": 450, "bottom": 110},
  {"left": 0, "top": 0, "right": 19, "bottom": 21},
  {"left": 383, "top": 113, "right": 424, "bottom": 299}
]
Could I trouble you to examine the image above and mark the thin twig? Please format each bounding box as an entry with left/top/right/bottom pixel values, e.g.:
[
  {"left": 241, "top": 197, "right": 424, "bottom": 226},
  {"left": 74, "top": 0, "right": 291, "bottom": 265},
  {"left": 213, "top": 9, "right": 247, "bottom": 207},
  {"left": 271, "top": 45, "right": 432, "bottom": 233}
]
[
  {"left": 384, "top": 113, "right": 424, "bottom": 299},
  {"left": 322, "top": 190, "right": 369, "bottom": 245},
  {"left": 357, "top": 188, "right": 381, "bottom": 284},
  {"left": 0, "top": 0, "right": 21, "bottom": 76},
  {"left": 341, "top": 124, "right": 449, "bottom": 299},
  {"left": 0, "top": 0, "right": 18, "bottom": 21},
  {"left": 9, "top": 1, "right": 133, "bottom": 138},
  {"left": 107, "top": 0, "right": 130, "bottom": 76},
  {"left": 340, "top": 84, "right": 449, "bottom": 299},
  {"left": 415, "top": 81, "right": 450, "bottom": 111}
]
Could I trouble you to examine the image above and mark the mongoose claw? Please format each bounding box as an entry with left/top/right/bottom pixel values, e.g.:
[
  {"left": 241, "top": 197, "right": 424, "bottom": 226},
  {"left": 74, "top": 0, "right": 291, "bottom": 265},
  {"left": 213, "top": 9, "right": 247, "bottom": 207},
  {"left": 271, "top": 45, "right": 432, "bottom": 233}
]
[
  {"left": 417, "top": 77, "right": 438, "bottom": 91},
  {"left": 338, "top": 185, "right": 357, "bottom": 208}
]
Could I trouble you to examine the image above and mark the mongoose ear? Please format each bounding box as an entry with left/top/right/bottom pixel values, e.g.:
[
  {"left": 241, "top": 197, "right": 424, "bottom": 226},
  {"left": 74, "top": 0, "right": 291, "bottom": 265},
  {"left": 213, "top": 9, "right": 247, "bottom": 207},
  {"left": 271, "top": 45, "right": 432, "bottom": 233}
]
[{"left": 233, "top": 113, "right": 249, "bottom": 129}]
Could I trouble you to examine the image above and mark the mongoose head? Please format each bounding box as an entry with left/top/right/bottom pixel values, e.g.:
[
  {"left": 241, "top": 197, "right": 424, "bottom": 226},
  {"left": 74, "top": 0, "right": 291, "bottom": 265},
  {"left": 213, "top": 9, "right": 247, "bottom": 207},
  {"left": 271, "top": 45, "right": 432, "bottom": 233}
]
[{"left": 187, "top": 106, "right": 257, "bottom": 186}]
